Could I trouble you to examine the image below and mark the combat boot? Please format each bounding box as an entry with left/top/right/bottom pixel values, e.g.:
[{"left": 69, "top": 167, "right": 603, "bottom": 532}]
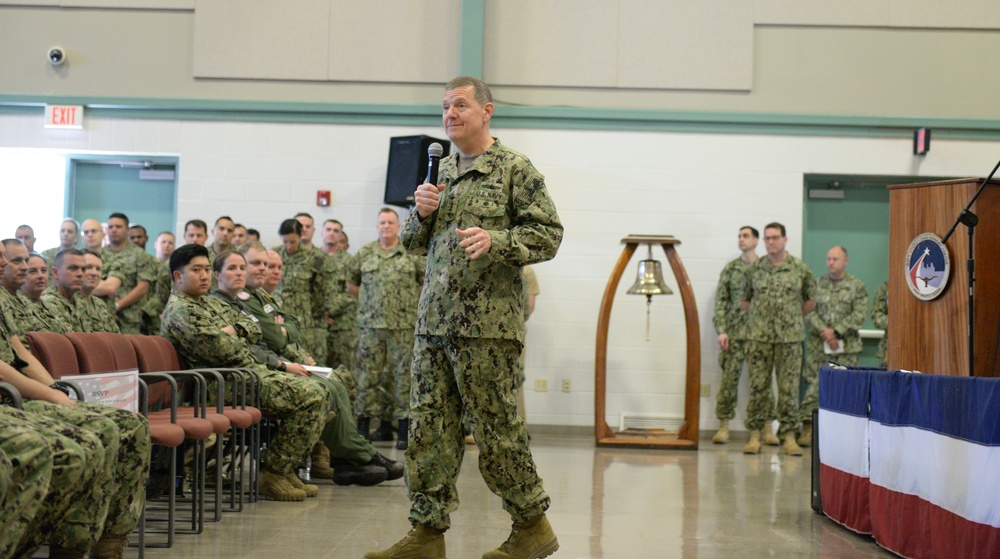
[
  {"left": 712, "top": 419, "right": 730, "bottom": 444},
  {"left": 90, "top": 535, "right": 128, "bottom": 559},
  {"left": 260, "top": 469, "right": 307, "bottom": 501},
  {"left": 762, "top": 421, "right": 780, "bottom": 446},
  {"left": 743, "top": 430, "right": 761, "bottom": 454},
  {"left": 363, "top": 524, "right": 446, "bottom": 559},
  {"left": 797, "top": 420, "right": 813, "bottom": 447},
  {"left": 483, "top": 514, "right": 559, "bottom": 559},
  {"left": 332, "top": 459, "right": 388, "bottom": 486},
  {"left": 368, "top": 452, "right": 405, "bottom": 480},
  {"left": 783, "top": 431, "right": 803, "bottom": 456},
  {"left": 396, "top": 418, "right": 409, "bottom": 450},
  {"left": 311, "top": 442, "right": 335, "bottom": 479},
  {"left": 289, "top": 470, "right": 320, "bottom": 497}
]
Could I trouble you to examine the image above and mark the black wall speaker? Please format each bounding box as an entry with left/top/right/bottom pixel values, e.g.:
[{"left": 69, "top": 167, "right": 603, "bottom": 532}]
[{"left": 385, "top": 135, "right": 451, "bottom": 207}]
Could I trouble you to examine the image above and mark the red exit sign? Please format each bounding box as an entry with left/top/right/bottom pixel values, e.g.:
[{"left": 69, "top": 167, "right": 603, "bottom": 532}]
[{"left": 44, "top": 105, "right": 84, "bottom": 129}]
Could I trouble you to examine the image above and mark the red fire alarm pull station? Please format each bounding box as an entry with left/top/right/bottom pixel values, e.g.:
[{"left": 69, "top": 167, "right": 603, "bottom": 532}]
[{"left": 317, "top": 190, "right": 331, "bottom": 207}]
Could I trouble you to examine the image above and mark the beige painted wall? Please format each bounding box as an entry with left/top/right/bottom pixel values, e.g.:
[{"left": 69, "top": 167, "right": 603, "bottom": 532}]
[{"left": 2, "top": 5, "right": 1000, "bottom": 118}]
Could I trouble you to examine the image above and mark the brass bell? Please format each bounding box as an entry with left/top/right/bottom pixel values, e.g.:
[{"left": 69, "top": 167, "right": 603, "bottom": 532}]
[
  {"left": 626, "top": 245, "right": 672, "bottom": 340},
  {"left": 627, "top": 245, "right": 673, "bottom": 301}
]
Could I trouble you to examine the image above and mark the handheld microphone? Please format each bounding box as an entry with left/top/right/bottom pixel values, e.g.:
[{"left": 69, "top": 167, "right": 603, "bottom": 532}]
[{"left": 426, "top": 142, "right": 443, "bottom": 185}]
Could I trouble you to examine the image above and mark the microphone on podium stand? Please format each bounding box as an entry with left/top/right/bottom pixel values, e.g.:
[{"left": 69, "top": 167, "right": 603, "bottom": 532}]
[{"left": 426, "top": 142, "right": 443, "bottom": 185}]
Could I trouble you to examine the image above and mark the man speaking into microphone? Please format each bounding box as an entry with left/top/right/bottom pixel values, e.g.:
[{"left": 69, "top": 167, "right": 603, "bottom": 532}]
[{"left": 365, "top": 76, "right": 563, "bottom": 559}]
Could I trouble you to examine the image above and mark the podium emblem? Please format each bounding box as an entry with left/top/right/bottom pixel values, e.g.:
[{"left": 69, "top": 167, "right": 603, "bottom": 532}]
[{"left": 905, "top": 233, "right": 950, "bottom": 301}]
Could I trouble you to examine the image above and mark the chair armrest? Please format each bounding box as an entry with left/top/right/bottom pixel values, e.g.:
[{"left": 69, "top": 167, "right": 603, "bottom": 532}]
[{"left": 0, "top": 381, "right": 23, "bottom": 408}]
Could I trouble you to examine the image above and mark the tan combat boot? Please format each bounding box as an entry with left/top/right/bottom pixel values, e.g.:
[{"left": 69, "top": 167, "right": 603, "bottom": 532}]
[
  {"left": 712, "top": 419, "right": 730, "bottom": 444},
  {"left": 762, "top": 421, "right": 780, "bottom": 446},
  {"left": 743, "top": 430, "right": 761, "bottom": 454},
  {"left": 311, "top": 442, "right": 335, "bottom": 479},
  {"left": 260, "top": 469, "right": 307, "bottom": 501},
  {"left": 288, "top": 470, "right": 320, "bottom": 497},
  {"left": 783, "top": 431, "right": 803, "bottom": 456},
  {"left": 90, "top": 535, "right": 128, "bottom": 559},
  {"left": 483, "top": 514, "right": 559, "bottom": 559},
  {"left": 797, "top": 420, "right": 813, "bottom": 447},
  {"left": 363, "top": 525, "right": 446, "bottom": 559}
]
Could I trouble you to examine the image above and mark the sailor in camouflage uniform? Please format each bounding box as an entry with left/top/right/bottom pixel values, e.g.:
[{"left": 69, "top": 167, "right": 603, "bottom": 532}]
[
  {"left": 161, "top": 243, "right": 330, "bottom": 502},
  {"left": 77, "top": 250, "right": 121, "bottom": 333},
  {"left": 799, "top": 246, "right": 868, "bottom": 446},
  {"left": 39, "top": 249, "right": 88, "bottom": 333},
  {"left": 872, "top": 280, "right": 889, "bottom": 367},
  {"left": 0, "top": 407, "right": 56, "bottom": 558},
  {"left": 0, "top": 284, "right": 149, "bottom": 558},
  {"left": 0, "top": 241, "right": 61, "bottom": 344},
  {"left": 211, "top": 245, "right": 403, "bottom": 485},
  {"left": 349, "top": 208, "right": 425, "bottom": 448},
  {"left": 711, "top": 226, "right": 778, "bottom": 446},
  {"left": 367, "top": 76, "right": 562, "bottom": 559},
  {"left": 321, "top": 219, "right": 359, "bottom": 372},
  {"left": 91, "top": 214, "right": 156, "bottom": 335},
  {"left": 741, "top": 222, "right": 815, "bottom": 457},
  {"left": 275, "top": 219, "right": 332, "bottom": 365},
  {"left": 40, "top": 219, "right": 81, "bottom": 278}
]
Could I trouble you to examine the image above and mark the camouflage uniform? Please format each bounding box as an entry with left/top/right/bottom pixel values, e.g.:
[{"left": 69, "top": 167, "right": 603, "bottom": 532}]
[
  {"left": 0, "top": 289, "right": 55, "bottom": 339},
  {"left": 325, "top": 250, "right": 359, "bottom": 372},
  {"left": 103, "top": 243, "right": 157, "bottom": 335},
  {"left": 275, "top": 246, "right": 332, "bottom": 365},
  {"left": 40, "top": 284, "right": 85, "bottom": 333},
  {"left": 161, "top": 289, "right": 329, "bottom": 474},
  {"left": 742, "top": 254, "right": 815, "bottom": 437},
  {"left": 139, "top": 256, "right": 170, "bottom": 336},
  {"left": 400, "top": 139, "right": 562, "bottom": 530},
  {"left": 713, "top": 257, "right": 775, "bottom": 421},
  {"left": 872, "top": 281, "right": 889, "bottom": 367},
  {"left": 0, "top": 408, "right": 55, "bottom": 559},
  {"left": 0, "top": 307, "right": 150, "bottom": 554},
  {"left": 801, "top": 273, "right": 868, "bottom": 422},
  {"left": 77, "top": 293, "right": 121, "bottom": 334},
  {"left": 209, "top": 288, "right": 374, "bottom": 463},
  {"left": 349, "top": 241, "right": 424, "bottom": 421}
]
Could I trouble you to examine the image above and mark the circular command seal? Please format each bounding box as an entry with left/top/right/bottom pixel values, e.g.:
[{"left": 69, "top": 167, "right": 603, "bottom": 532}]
[{"left": 905, "top": 233, "right": 950, "bottom": 301}]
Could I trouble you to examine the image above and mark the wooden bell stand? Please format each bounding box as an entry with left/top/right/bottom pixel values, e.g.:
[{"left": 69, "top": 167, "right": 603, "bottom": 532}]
[{"left": 594, "top": 235, "right": 701, "bottom": 449}]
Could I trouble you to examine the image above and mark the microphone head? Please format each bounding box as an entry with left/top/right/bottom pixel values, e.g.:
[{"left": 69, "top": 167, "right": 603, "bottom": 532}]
[{"left": 427, "top": 142, "right": 444, "bottom": 158}]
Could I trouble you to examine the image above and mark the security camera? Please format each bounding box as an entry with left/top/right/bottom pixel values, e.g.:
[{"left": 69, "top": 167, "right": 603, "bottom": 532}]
[{"left": 48, "top": 47, "right": 66, "bottom": 66}]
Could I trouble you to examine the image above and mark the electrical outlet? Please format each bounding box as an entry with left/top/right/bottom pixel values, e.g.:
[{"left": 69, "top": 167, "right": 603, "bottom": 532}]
[
  {"left": 534, "top": 378, "right": 548, "bottom": 392},
  {"left": 561, "top": 379, "right": 571, "bottom": 393},
  {"left": 701, "top": 383, "right": 711, "bottom": 398}
]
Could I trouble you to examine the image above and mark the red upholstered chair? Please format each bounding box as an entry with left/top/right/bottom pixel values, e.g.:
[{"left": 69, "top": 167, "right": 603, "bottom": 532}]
[
  {"left": 126, "top": 335, "right": 262, "bottom": 511},
  {"left": 64, "top": 331, "right": 218, "bottom": 541}
]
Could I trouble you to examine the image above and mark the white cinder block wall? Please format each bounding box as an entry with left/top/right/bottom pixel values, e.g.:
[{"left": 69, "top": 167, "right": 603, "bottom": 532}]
[{"left": 1, "top": 113, "right": 993, "bottom": 430}]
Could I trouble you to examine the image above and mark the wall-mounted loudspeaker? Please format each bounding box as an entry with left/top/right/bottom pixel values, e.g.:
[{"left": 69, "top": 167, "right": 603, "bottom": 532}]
[{"left": 385, "top": 135, "right": 450, "bottom": 207}]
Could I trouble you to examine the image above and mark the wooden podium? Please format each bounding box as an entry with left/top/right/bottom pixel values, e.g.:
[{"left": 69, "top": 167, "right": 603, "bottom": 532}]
[{"left": 887, "top": 178, "right": 1000, "bottom": 377}]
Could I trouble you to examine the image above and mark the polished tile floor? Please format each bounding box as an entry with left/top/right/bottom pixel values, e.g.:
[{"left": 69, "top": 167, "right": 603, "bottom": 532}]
[{"left": 141, "top": 432, "right": 899, "bottom": 559}]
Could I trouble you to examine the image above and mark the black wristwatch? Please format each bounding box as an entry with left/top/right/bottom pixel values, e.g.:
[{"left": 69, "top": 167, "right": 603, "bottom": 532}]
[{"left": 277, "top": 362, "right": 286, "bottom": 372}]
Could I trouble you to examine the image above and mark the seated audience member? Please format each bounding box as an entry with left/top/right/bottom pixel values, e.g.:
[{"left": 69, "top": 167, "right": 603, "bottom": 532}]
[
  {"left": 40, "top": 249, "right": 88, "bottom": 333},
  {"left": 0, "top": 240, "right": 58, "bottom": 338},
  {"left": 91, "top": 213, "right": 156, "bottom": 335},
  {"left": 263, "top": 249, "right": 283, "bottom": 301},
  {"left": 0, "top": 252, "right": 150, "bottom": 558},
  {"left": 210, "top": 246, "right": 400, "bottom": 485},
  {"left": 160, "top": 243, "right": 330, "bottom": 502},
  {"left": 245, "top": 228, "right": 261, "bottom": 244},
  {"left": 77, "top": 250, "right": 121, "bottom": 334}
]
